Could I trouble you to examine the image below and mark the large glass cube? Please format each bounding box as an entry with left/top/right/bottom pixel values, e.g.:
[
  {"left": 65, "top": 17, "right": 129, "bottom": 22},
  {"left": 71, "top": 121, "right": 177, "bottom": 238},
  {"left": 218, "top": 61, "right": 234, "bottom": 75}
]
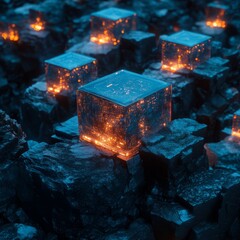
[
  {"left": 161, "top": 31, "right": 211, "bottom": 72},
  {"left": 206, "top": 2, "right": 228, "bottom": 28},
  {"left": 90, "top": 7, "right": 137, "bottom": 46},
  {"left": 77, "top": 70, "right": 172, "bottom": 160},
  {"left": 45, "top": 52, "right": 97, "bottom": 95},
  {"left": 232, "top": 110, "right": 240, "bottom": 138}
]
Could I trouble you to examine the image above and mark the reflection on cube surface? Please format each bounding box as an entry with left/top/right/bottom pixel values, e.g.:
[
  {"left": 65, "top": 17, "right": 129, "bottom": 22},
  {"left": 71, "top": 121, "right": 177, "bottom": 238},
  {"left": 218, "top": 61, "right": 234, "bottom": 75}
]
[
  {"left": 206, "top": 2, "right": 228, "bottom": 28},
  {"left": 45, "top": 52, "right": 97, "bottom": 95},
  {"left": 161, "top": 30, "right": 211, "bottom": 72},
  {"left": 90, "top": 7, "right": 137, "bottom": 46},
  {"left": 232, "top": 110, "right": 240, "bottom": 138},
  {"left": 77, "top": 70, "right": 172, "bottom": 160}
]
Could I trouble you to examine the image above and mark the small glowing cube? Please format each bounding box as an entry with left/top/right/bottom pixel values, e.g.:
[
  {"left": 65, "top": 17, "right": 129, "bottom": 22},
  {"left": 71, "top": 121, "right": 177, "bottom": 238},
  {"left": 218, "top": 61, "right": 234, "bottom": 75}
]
[
  {"left": 232, "top": 110, "right": 240, "bottom": 138},
  {"left": 77, "top": 70, "right": 172, "bottom": 160},
  {"left": 206, "top": 2, "right": 228, "bottom": 28},
  {"left": 45, "top": 52, "right": 97, "bottom": 95},
  {"left": 161, "top": 31, "right": 211, "bottom": 72},
  {"left": 90, "top": 7, "right": 137, "bottom": 46}
]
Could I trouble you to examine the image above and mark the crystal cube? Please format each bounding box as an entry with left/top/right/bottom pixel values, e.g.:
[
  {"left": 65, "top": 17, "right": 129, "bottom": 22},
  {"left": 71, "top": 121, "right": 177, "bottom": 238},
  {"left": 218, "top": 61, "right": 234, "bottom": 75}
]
[
  {"left": 90, "top": 7, "right": 137, "bottom": 46},
  {"left": 45, "top": 52, "right": 97, "bottom": 95},
  {"left": 232, "top": 109, "right": 240, "bottom": 138},
  {"left": 77, "top": 70, "right": 172, "bottom": 160},
  {"left": 161, "top": 30, "right": 211, "bottom": 72},
  {"left": 206, "top": 2, "right": 228, "bottom": 28}
]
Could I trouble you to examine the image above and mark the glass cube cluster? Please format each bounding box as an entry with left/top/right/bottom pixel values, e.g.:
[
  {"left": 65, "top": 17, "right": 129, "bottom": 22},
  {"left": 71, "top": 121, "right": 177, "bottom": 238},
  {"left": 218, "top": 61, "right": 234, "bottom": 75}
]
[
  {"left": 77, "top": 70, "right": 172, "bottom": 160},
  {"left": 161, "top": 31, "right": 211, "bottom": 72},
  {"left": 232, "top": 110, "right": 240, "bottom": 138},
  {"left": 45, "top": 52, "right": 97, "bottom": 95},
  {"left": 206, "top": 2, "right": 228, "bottom": 28},
  {"left": 90, "top": 7, "right": 137, "bottom": 46}
]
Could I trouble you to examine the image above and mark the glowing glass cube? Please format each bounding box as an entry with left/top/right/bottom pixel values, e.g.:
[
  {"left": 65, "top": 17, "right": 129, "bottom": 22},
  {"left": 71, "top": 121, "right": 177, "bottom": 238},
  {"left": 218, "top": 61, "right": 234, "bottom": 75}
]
[
  {"left": 161, "top": 31, "right": 211, "bottom": 72},
  {"left": 232, "top": 110, "right": 240, "bottom": 138},
  {"left": 206, "top": 2, "right": 228, "bottom": 28},
  {"left": 90, "top": 7, "right": 137, "bottom": 46},
  {"left": 45, "top": 52, "right": 97, "bottom": 95},
  {"left": 77, "top": 70, "right": 172, "bottom": 160}
]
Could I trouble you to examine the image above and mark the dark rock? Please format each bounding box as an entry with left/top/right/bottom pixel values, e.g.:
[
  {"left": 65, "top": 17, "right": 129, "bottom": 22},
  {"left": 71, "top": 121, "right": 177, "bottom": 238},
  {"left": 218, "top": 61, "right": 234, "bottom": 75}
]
[
  {"left": 189, "top": 222, "right": 219, "bottom": 240},
  {"left": 68, "top": 41, "right": 120, "bottom": 76},
  {"left": 177, "top": 169, "right": 240, "bottom": 222},
  {"left": 192, "top": 61, "right": 229, "bottom": 95},
  {"left": 169, "top": 118, "right": 207, "bottom": 138},
  {"left": 105, "top": 219, "right": 155, "bottom": 240},
  {"left": 141, "top": 122, "right": 206, "bottom": 189},
  {"left": 0, "top": 223, "right": 40, "bottom": 240},
  {"left": 21, "top": 82, "right": 74, "bottom": 141},
  {"left": 204, "top": 139, "right": 240, "bottom": 169},
  {"left": 0, "top": 109, "right": 27, "bottom": 160},
  {"left": 151, "top": 201, "right": 195, "bottom": 240},
  {"left": 54, "top": 115, "right": 78, "bottom": 140},
  {"left": 143, "top": 69, "right": 195, "bottom": 118},
  {"left": 120, "top": 30, "right": 156, "bottom": 71},
  {"left": 18, "top": 140, "right": 144, "bottom": 237}
]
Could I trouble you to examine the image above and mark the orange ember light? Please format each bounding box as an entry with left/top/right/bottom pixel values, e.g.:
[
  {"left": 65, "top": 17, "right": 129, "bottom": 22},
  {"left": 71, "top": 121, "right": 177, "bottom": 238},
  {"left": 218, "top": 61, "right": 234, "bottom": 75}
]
[
  {"left": 206, "top": 19, "right": 226, "bottom": 28},
  {"left": 90, "top": 8, "right": 136, "bottom": 46},
  {"left": 0, "top": 24, "right": 19, "bottom": 42},
  {"left": 30, "top": 17, "right": 45, "bottom": 31},
  {"left": 161, "top": 31, "right": 211, "bottom": 72},
  {"left": 232, "top": 110, "right": 240, "bottom": 138},
  {"left": 206, "top": 3, "right": 228, "bottom": 29}
]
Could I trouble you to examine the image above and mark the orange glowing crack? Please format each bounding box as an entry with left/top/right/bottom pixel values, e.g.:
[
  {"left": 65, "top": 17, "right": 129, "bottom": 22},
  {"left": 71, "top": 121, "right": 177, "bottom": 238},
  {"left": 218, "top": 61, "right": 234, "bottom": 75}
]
[{"left": 232, "top": 131, "right": 240, "bottom": 138}]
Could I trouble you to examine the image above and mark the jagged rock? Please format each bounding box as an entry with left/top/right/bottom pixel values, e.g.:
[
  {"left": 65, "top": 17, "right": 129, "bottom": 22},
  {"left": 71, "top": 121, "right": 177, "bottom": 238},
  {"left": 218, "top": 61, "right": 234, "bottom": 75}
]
[
  {"left": 105, "top": 219, "right": 155, "bottom": 240},
  {"left": 0, "top": 109, "right": 27, "bottom": 160},
  {"left": 177, "top": 169, "right": 240, "bottom": 223},
  {"left": 151, "top": 201, "right": 195, "bottom": 240},
  {"left": 143, "top": 69, "right": 195, "bottom": 118},
  {"left": 68, "top": 41, "right": 120, "bottom": 76},
  {"left": 120, "top": 30, "right": 156, "bottom": 71},
  {"left": 204, "top": 139, "right": 240, "bottom": 168},
  {"left": 0, "top": 223, "right": 40, "bottom": 240},
  {"left": 189, "top": 222, "right": 219, "bottom": 240},
  {"left": 54, "top": 115, "right": 78, "bottom": 140},
  {"left": 18, "top": 140, "right": 144, "bottom": 238},
  {"left": 141, "top": 119, "right": 207, "bottom": 189}
]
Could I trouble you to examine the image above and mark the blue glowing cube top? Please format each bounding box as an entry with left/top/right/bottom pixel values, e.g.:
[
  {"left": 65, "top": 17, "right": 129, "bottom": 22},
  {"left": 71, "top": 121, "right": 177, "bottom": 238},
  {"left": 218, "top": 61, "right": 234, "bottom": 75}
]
[
  {"left": 91, "top": 7, "right": 135, "bottom": 21},
  {"left": 77, "top": 70, "right": 172, "bottom": 160},
  {"left": 45, "top": 52, "right": 96, "bottom": 71},
  {"left": 207, "top": 2, "right": 229, "bottom": 10},
  {"left": 80, "top": 70, "right": 168, "bottom": 106},
  {"left": 160, "top": 30, "right": 211, "bottom": 48},
  {"left": 45, "top": 52, "right": 97, "bottom": 95}
]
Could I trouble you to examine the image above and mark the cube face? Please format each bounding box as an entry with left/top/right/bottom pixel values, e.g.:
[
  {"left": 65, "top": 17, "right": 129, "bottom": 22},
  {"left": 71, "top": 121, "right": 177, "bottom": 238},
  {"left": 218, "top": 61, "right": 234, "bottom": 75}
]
[
  {"left": 45, "top": 53, "right": 97, "bottom": 95},
  {"left": 232, "top": 110, "right": 240, "bottom": 138},
  {"left": 206, "top": 3, "right": 228, "bottom": 28},
  {"left": 161, "top": 31, "right": 211, "bottom": 72},
  {"left": 90, "top": 8, "right": 137, "bottom": 46},
  {"left": 77, "top": 70, "right": 171, "bottom": 160}
]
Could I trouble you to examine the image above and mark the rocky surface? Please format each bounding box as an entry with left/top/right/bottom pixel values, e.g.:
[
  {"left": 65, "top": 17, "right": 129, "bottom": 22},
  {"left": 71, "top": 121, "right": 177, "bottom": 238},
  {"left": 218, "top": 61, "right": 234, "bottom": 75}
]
[{"left": 18, "top": 140, "right": 145, "bottom": 238}]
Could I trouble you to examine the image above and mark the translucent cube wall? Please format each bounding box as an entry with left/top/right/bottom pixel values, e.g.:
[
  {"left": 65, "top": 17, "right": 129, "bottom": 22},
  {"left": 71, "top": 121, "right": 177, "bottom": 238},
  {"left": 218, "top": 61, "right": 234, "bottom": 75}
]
[
  {"left": 45, "top": 52, "right": 97, "bottom": 95},
  {"left": 90, "top": 7, "right": 137, "bottom": 46},
  {"left": 161, "top": 31, "right": 211, "bottom": 72},
  {"left": 232, "top": 110, "right": 240, "bottom": 138},
  {"left": 77, "top": 70, "right": 171, "bottom": 160},
  {"left": 206, "top": 2, "right": 228, "bottom": 28}
]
